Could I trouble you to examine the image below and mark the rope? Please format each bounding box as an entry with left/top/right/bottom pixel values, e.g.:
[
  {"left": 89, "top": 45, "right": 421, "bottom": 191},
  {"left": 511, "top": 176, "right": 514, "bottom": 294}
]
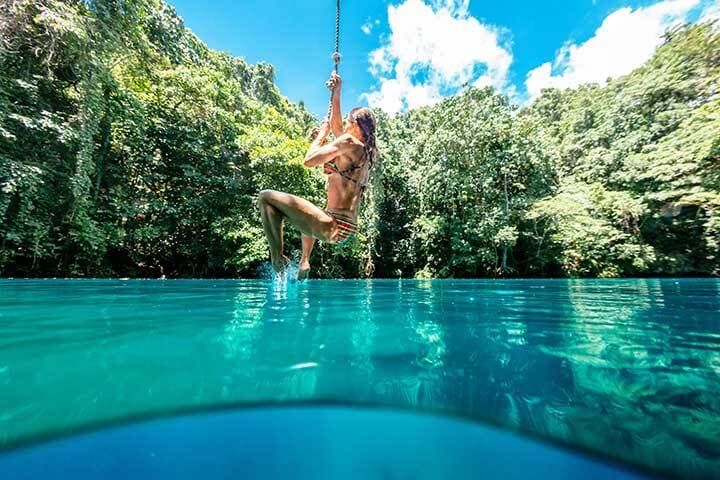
[{"left": 325, "top": 0, "right": 341, "bottom": 122}]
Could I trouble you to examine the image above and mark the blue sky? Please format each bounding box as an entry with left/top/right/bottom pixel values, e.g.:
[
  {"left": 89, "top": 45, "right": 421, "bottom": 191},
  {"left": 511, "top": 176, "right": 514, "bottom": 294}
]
[{"left": 167, "top": 0, "right": 719, "bottom": 117}]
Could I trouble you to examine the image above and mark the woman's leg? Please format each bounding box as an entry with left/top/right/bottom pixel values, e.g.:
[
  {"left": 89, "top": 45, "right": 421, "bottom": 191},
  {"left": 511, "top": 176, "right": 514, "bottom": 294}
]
[
  {"left": 258, "top": 197, "right": 287, "bottom": 271},
  {"left": 257, "top": 190, "right": 334, "bottom": 272},
  {"left": 298, "top": 235, "right": 315, "bottom": 280}
]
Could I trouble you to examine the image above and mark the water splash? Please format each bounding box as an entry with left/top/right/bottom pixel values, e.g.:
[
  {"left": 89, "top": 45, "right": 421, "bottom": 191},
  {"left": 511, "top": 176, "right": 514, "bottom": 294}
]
[
  {"left": 282, "top": 255, "right": 300, "bottom": 284},
  {"left": 257, "top": 251, "right": 302, "bottom": 284},
  {"left": 256, "top": 261, "right": 275, "bottom": 280}
]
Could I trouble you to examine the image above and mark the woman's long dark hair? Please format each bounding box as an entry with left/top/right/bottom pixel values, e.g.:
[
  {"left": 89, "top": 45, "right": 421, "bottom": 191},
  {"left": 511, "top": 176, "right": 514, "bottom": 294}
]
[
  {"left": 349, "top": 107, "right": 379, "bottom": 278},
  {"left": 350, "top": 107, "right": 378, "bottom": 169}
]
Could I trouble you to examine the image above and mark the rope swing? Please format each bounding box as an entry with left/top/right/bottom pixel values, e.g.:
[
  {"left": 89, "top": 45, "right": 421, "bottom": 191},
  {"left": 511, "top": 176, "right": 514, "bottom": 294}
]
[{"left": 325, "top": 0, "right": 341, "bottom": 122}]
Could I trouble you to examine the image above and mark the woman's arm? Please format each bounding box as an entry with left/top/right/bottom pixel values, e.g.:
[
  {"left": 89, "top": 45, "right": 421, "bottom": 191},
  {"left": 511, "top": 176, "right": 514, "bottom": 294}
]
[
  {"left": 303, "top": 132, "right": 357, "bottom": 168},
  {"left": 327, "top": 72, "right": 343, "bottom": 138}
]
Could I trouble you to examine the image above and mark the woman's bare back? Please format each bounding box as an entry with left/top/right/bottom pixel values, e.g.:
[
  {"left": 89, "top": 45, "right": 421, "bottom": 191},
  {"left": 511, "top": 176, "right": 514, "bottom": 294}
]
[{"left": 324, "top": 135, "right": 368, "bottom": 219}]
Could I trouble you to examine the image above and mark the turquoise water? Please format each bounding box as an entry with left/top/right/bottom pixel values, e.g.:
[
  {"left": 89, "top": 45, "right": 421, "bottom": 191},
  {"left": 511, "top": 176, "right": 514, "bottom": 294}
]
[{"left": 1, "top": 279, "right": 719, "bottom": 478}]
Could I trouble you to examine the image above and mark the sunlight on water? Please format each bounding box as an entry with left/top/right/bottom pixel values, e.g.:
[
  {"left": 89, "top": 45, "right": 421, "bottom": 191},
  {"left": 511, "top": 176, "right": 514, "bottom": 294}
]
[{"left": 0, "top": 279, "right": 719, "bottom": 479}]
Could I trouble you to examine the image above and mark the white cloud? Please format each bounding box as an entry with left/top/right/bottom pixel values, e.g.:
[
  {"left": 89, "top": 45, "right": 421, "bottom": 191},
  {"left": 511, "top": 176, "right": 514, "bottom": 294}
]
[
  {"left": 525, "top": 0, "right": 701, "bottom": 100},
  {"left": 361, "top": 21, "right": 374, "bottom": 35},
  {"left": 362, "top": 0, "right": 512, "bottom": 114},
  {"left": 700, "top": 1, "right": 720, "bottom": 23}
]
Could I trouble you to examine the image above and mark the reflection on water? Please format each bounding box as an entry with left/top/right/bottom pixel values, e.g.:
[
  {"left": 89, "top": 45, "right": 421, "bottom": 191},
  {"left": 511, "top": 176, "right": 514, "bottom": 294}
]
[{"left": 1, "top": 279, "right": 719, "bottom": 479}]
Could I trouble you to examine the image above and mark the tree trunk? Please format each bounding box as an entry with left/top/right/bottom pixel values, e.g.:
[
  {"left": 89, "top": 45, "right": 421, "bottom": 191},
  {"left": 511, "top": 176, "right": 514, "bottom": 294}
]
[
  {"left": 93, "top": 113, "right": 112, "bottom": 204},
  {"left": 501, "top": 172, "right": 509, "bottom": 272}
]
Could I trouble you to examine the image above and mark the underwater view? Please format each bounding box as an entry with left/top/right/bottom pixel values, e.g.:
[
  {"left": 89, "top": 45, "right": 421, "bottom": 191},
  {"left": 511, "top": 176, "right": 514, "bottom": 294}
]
[{"left": 1, "top": 279, "right": 719, "bottom": 478}]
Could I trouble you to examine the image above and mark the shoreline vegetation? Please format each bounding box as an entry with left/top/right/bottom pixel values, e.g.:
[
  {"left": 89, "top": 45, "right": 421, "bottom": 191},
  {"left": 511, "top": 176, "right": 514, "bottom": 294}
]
[{"left": 1, "top": 1, "right": 718, "bottom": 279}]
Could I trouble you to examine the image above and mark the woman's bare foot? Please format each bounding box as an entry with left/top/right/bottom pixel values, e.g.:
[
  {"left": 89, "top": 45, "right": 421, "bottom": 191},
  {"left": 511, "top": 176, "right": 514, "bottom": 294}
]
[
  {"left": 272, "top": 255, "right": 290, "bottom": 273},
  {"left": 297, "top": 259, "right": 311, "bottom": 281}
]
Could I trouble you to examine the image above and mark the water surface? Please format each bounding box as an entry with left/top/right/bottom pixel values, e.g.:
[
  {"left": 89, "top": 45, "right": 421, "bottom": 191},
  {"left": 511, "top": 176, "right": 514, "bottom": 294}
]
[{"left": 1, "top": 279, "right": 719, "bottom": 478}]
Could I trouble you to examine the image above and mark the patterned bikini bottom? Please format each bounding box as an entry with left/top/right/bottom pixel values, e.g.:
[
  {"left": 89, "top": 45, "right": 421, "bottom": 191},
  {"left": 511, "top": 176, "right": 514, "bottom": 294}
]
[{"left": 326, "top": 210, "right": 358, "bottom": 244}]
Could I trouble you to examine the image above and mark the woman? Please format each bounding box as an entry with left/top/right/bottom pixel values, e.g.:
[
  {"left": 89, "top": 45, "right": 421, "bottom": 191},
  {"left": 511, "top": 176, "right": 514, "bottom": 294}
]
[{"left": 257, "top": 72, "right": 378, "bottom": 280}]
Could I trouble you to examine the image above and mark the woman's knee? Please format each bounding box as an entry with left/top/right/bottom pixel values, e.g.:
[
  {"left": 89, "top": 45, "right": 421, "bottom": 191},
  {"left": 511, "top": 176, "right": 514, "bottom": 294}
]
[
  {"left": 258, "top": 189, "right": 282, "bottom": 209},
  {"left": 257, "top": 189, "right": 273, "bottom": 204}
]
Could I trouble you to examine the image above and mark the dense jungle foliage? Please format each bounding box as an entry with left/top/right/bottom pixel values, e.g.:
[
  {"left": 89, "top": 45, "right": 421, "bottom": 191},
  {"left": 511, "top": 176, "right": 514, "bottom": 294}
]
[{"left": 1, "top": 0, "right": 718, "bottom": 278}]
